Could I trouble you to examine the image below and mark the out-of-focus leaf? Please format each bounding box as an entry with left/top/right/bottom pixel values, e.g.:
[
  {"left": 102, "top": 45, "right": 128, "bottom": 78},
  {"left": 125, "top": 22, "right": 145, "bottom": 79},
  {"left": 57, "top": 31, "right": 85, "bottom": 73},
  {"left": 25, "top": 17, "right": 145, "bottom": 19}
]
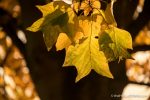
[
  {"left": 126, "top": 51, "right": 150, "bottom": 84},
  {"left": 135, "top": 24, "right": 150, "bottom": 45},
  {"left": 0, "top": 29, "right": 39, "bottom": 99}
]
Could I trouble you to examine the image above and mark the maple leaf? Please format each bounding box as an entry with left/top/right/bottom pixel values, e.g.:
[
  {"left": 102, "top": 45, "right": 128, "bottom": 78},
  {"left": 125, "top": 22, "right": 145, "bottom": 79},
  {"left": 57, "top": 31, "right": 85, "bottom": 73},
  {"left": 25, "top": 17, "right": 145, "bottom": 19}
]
[
  {"left": 99, "top": 27, "right": 132, "bottom": 61},
  {"left": 64, "top": 35, "right": 113, "bottom": 82},
  {"left": 63, "top": 15, "right": 113, "bottom": 82},
  {"left": 27, "top": 1, "right": 79, "bottom": 50},
  {"left": 27, "top": 0, "right": 133, "bottom": 82}
]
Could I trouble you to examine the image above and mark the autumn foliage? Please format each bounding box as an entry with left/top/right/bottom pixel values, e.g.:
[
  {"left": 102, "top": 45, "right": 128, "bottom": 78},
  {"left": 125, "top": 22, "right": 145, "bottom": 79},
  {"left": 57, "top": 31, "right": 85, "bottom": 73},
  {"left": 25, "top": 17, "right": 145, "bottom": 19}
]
[{"left": 27, "top": 0, "right": 132, "bottom": 82}]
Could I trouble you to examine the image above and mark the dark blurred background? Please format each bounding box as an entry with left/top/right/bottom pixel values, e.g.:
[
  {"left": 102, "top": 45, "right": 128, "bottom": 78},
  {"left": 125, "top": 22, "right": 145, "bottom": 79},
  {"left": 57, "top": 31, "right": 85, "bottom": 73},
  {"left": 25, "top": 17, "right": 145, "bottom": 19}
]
[{"left": 0, "top": 0, "right": 150, "bottom": 100}]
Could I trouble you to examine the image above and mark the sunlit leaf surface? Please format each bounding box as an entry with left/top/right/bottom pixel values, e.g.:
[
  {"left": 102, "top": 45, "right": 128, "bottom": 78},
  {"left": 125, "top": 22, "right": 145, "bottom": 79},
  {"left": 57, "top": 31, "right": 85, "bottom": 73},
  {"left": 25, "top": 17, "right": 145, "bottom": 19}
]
[
  {"left": 64, "top": 36, "right": 113, "bottom": 82},
  {"left": 28, "top": 0, "right": 133, "bottom": 82}
]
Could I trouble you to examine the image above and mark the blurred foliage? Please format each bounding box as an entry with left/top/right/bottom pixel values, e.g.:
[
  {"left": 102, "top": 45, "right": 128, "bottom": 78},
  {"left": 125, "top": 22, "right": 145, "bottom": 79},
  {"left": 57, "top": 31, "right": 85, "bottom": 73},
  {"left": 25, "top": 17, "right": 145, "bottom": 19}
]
[
  {"left": 135, "top": 21, "right": 150, "bottom": 45},
  {"left": 126, "top": 51, "right": 150, "bottom": 84},
  {"left": 0, "top": 29, "right": 40, "bottom": 100},
  {"left": 0, "top": 0, "right": 20, "bottom": 18},
  {"left": 125, "top": 0, "right": 150, "bottom": 85},
  {"left": 133, "top": 0, "right": 145, "bottom": 20},
  {"left": 126, "top": 20, "right": 150, "bottom": 85}
]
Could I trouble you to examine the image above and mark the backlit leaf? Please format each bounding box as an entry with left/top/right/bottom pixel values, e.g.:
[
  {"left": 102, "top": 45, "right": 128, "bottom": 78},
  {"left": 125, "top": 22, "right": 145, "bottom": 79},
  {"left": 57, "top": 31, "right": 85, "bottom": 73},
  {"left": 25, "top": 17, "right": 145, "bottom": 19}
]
[
  {"left": 27, "top": 1, "right": 79, "bottom": 50},
  {"left": 27, "top": 0, "right": 133, "bottom": 82},
  {"left": 56, "top": 33, "right": 71, "bottom": 51},
  {"left": 99, "top": 27, "right": 132, "bottom": 61},
  {"left": 63, "top": 15, "right": 113, "bottom": 82},
  {"left": 64, "top": 36, "right": 113, "bottom": 82}
]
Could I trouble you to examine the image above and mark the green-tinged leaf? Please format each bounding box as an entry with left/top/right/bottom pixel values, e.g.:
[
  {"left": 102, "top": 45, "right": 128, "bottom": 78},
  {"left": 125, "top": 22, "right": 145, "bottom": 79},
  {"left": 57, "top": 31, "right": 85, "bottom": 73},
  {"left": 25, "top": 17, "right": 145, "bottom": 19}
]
[
  {"left": 64, "top": 35, "right": 113, "bottom": 82},
  {"left": 100, "top": 0, "right": 117, "bottom": 26},
  {"left": 41, "top": 10, "right": 69, "bottom": 50},
  {"left": 27, "top": 1, "right": 69, "bottom": 32},
  {"left": 27, "top": 1, "right": 80, "bottom": 51},
  {"left": 61, "top": 8, "right": 80, "bottom": 39},
  {"left": 42, "top": 25, "right": 60, "bottom": 51},
  {"left": 99, "top": 27, "right": 132, "bottom": 61}
]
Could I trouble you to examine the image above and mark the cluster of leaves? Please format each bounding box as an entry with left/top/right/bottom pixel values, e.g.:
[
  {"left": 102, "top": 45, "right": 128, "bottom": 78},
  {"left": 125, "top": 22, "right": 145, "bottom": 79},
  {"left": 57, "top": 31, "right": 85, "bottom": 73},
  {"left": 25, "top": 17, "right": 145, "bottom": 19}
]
[{"left": 27, "top": 0, "right": 132, "bottom": 82}]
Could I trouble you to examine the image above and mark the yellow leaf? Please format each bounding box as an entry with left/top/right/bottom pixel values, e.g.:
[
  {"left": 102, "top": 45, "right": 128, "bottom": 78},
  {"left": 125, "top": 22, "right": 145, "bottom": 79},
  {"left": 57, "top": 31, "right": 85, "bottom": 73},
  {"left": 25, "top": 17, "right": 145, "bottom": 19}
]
[
  {"left": 78, "top": 14, "right": 103, "bottom": 36},
  {"left": 36, "top": 2, "right": 56, "bottom": 16},
  {"left": 64, "top": 35, "right": 113, "bottom": 82},
  {"left": 63, "top": 15, "right": 113, "bottom": 82},
  {"left": 27, "top": 18, "right": 44, "bottom": 32},
  {"left": 56, "top": 33, "right": 71, "bottom": 51}
]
